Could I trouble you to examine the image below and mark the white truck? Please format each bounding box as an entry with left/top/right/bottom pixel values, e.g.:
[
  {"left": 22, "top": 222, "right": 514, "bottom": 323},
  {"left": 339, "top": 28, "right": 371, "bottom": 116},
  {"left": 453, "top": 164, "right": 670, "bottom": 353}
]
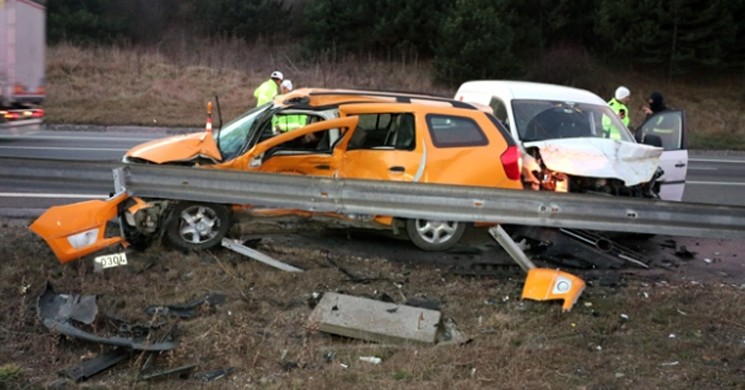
[{"left": 0, "top": 0, "right": 45, "bottom": 122}]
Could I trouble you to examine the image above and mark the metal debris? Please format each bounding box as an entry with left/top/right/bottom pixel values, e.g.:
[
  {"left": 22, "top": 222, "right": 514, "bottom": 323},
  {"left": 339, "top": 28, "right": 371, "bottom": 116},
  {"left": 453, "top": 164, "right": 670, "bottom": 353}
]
[
  {"left": 221, "top": 238, "right": 303, "bottom": 272},
  {"left": 59, "top": 349, "right": 130, "bottom": 382},
  {"left": 139, "top": 364, "right": 198, "bottom": 381},
  {"left": 145, "top": 293, "right": 226, "bottom": 318},
  {"left": 37, "top": 282, "right": 176, "bottom": 351},
  {"left": 193, "top": 367, "right": 236, "bottom": 382}
]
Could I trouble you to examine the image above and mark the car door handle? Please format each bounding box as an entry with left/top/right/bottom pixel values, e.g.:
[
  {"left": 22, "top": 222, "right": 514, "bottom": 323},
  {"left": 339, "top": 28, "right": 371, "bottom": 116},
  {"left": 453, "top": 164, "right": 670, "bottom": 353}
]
[
  {"left": 389, "top": 166, "right": 405, "bottom": 173},
  {"left": 675, "top": 162, "right": 686, "bottom": 168},
  {"left": 314, "top": 164, "right": 331, "bottom": 170}
]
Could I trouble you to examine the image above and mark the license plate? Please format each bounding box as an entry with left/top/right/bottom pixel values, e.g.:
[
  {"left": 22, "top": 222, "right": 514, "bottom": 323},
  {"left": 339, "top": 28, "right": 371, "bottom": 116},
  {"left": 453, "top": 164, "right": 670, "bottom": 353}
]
[{"left": 93, "top": 252, "right": 128, "bottom": 271}]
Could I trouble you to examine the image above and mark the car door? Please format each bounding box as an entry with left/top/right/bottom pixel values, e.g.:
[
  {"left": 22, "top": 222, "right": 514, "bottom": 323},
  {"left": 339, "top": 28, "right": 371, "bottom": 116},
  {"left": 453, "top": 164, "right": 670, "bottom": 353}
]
[
  {"left": 336, "top": 104, "right": 425, "bottom": 182},
  {"left": 636, "top": 110, "right": 688, "bottom": 201},
  {"left": 216, "top": 116, "right": 358, "bottom": 177}
]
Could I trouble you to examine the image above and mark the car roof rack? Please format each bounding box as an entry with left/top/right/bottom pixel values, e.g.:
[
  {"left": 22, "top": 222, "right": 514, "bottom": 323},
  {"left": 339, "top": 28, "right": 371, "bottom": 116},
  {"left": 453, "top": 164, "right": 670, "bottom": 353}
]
[{"left": 308, "top": 89, "right": 478, "bottom": 110}]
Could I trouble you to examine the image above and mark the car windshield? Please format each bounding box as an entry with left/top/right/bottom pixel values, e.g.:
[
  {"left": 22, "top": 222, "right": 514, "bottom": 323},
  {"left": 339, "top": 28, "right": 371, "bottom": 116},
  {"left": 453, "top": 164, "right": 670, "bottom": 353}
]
[
  {"left": 213, "top": 103, "right": 273, "bottom": 160},
  {"left": 512, "top": 100, "right": 634, "bottom": 142}
]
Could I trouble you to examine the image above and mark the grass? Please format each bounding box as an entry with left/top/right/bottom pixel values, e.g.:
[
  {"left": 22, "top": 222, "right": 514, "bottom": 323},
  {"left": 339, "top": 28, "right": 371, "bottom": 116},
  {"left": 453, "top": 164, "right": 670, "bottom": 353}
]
[
  {"left": 44, "top": 41, "right": 745, "bottom": 149},
  {"left": 1, "top": 220, "right": 744, "bottom": 388},
  {"left": 45, "top": 41, "right": 448, "bottom": 128}
]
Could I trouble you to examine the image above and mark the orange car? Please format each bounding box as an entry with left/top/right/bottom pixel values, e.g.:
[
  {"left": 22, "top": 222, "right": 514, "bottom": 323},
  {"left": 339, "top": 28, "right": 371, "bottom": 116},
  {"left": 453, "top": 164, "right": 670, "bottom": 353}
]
[{"left": 33, "top": 89, "right": 524, "bottom": 262}]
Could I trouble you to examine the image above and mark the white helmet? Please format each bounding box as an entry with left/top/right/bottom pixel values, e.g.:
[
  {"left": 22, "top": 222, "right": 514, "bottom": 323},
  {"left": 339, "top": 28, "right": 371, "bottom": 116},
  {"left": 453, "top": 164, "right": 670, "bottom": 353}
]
[
  {"left": 615, "top": 86, "right": 630, "bottom": 100},
  {"left": 281, "top": 79, "right": 293, "bottom": 91},
  {"left": 271, "top": 71, "right": 283, "bottom": 80}
]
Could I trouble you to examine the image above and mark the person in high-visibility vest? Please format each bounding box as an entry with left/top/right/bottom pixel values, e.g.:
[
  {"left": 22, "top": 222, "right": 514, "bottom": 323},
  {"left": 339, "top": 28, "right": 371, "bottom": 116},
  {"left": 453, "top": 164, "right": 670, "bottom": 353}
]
[
  {"left": 602, "top": 86, "right": 631, "bottom": 139},
  {"left": 272, "top": 80, "right": 308, "bottom": 133},
  {"left": 253, "top": 71, "right": 283, "bottom": 107}
]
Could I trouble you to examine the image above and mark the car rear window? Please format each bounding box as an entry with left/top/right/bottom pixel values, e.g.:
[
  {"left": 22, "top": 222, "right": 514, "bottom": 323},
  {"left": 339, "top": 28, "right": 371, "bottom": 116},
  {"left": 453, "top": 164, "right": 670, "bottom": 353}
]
[{"left": 426, "top": 114, "right": 488, "bottom": 148}]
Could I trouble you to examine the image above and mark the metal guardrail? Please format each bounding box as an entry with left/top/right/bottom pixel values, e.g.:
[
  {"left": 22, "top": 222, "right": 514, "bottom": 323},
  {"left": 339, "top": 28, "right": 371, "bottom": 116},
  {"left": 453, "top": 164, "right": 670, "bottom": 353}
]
[
  {"left": 115, "top": 164, "right": 745, "bottom": 240},
  {"left": 0, "top": 158, "right": 116, "bottom": 183}
]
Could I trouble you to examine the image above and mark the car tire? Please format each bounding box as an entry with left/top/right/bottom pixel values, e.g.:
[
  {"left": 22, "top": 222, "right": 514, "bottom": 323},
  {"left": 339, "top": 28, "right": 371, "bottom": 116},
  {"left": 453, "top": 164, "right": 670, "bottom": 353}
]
[
  {"left": 164, "top": 202, "right": 231, "bottom": 251},
  {"left": 405, "top": 219, "right": 466, "bottom": 251}
]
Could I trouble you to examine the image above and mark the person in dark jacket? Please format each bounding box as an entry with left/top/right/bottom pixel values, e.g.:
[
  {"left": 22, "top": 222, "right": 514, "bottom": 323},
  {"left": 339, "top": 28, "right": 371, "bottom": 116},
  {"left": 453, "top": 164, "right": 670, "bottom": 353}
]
[
  {"left": 642, "top": 91, "right": 667, "bottom": 118},
  {"left": 637, "top": 91, "right": 674, "bottom": 145}
]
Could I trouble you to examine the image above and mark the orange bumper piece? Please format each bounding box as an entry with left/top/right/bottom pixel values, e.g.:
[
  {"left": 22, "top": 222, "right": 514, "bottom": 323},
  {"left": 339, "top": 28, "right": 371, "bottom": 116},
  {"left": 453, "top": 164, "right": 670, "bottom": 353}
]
[
  {"left": 29, "top": 193, "right": 130, "bottom": 264},
  {"left": 521, "top": 268, "right": 586, "bottom": 311}
]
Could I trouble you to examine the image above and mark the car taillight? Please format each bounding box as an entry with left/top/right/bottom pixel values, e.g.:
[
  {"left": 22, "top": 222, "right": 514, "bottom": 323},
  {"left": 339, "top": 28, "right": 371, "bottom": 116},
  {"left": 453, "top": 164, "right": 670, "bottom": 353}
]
[{"left": 500, "top": 145, "right": 522, "bottom": 181}]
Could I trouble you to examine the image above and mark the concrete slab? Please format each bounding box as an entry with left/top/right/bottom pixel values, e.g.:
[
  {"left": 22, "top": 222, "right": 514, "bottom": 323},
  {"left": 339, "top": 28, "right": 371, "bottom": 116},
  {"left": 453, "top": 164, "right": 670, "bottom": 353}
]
[{"left": 308, "top": 292, "right": 441, "bottom": 345}]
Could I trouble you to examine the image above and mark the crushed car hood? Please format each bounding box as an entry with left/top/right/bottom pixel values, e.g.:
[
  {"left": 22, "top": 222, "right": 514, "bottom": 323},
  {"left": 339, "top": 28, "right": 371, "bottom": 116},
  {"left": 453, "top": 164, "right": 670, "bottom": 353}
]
[
  {"left": 524, "top": 138, "right": 663, "bottom": 186},
  {"left": 126, "top": 132, "right": 221, "bottom": 164}
]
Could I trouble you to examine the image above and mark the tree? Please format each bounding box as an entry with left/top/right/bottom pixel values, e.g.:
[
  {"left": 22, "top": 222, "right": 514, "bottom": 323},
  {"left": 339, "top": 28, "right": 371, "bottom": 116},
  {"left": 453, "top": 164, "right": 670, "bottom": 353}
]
[
  {"left": 195, "top": 0, "right": 291, "bottom": 41},
  {"left": 47, "top": 0, "right": 128, "bottom": 45},
  {"left": 432, "top": 0, "right": 522, "bottom": 85}
]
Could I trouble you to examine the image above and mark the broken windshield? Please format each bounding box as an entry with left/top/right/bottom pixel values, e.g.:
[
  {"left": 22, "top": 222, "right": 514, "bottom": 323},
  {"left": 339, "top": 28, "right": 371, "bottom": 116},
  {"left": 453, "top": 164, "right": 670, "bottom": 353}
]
[
  {"left": 214, "top": 103, "right": 273, "bottom": 160},
  {"left": 512, "top": 100, "right": 634, "bottom": 143}
]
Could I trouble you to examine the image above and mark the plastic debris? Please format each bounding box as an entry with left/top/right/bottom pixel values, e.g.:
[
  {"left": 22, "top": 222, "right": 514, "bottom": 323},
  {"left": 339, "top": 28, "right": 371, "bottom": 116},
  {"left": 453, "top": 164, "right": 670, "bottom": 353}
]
[{"left": 359, "top": 356, "right": 382, "bottom": 364}]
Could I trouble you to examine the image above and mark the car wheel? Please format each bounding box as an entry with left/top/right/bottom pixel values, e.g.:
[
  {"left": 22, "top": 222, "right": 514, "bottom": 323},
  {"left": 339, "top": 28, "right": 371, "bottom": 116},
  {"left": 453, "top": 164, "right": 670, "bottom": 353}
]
[
  {"left": 405, "top": 219, "right": 466, "bottom": 251},
  {"left": 164, "top": 202, "right": 231, "bottom": 251}
]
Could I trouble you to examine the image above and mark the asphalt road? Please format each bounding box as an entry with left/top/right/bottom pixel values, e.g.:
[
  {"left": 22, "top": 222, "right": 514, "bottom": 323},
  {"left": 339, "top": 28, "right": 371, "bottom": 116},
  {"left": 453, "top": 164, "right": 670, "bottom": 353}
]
[{"left": 2, "top": 125, "right": 745, "bottom": 210}]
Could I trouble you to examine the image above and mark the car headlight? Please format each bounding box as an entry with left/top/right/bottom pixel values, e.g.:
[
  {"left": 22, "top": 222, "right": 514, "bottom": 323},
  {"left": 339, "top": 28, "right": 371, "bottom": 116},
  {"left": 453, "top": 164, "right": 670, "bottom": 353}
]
[{"left": 67, "top": 228, "right": 100, "bottom": 249}]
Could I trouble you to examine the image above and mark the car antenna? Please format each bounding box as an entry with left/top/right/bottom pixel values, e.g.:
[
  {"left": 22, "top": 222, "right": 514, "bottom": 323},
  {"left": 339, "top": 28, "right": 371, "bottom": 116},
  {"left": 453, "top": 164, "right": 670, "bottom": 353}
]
[
  {"left": 215, "top": 95, "right": 224, "bottom": 130},
  {"left": 214, "top": 95, "right": 223, "bottom": 150}
]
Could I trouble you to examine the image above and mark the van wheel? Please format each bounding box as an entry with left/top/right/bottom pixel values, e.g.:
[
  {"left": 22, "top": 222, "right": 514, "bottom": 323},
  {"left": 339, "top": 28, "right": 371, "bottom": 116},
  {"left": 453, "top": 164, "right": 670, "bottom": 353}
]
[
  {"left": 165, "top": 202, "right": 231, "bottom": 251},
  {"left": 405, "top": 219, "right": 466, "bottom": 251}
]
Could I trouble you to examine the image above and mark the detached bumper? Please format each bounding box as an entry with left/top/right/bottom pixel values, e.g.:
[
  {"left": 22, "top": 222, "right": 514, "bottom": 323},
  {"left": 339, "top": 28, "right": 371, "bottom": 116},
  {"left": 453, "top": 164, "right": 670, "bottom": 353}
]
[
  {"left": 522, "top": 268, "right": 586, "bottom": 311},
  {"left": 29, "top": 192, "right": 130, "bottom": 263}
]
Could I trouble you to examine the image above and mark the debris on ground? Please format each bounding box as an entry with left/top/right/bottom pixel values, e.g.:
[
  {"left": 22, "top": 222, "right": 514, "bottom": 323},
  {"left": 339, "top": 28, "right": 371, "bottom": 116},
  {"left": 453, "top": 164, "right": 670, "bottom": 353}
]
[
  {"left": 307, "top": 292, "right": 442, "bottom": 344},
  {"left": 192, "top": 367, "right": 236, "bottom": 382},
  {"left": 37, "top": 282, "right": 177, "bottom": 351},
  {"left": 674, "top": 245, "right": 696, "bottom": 259},
  {"left": 145, "top": 292, "right": 227, "bottom": 318},
  {"left": 222, "top": 237, "right": 303, "bottom": 272},
  {"left": 59, "top": 349, "right": 130, "bottom": 382}
]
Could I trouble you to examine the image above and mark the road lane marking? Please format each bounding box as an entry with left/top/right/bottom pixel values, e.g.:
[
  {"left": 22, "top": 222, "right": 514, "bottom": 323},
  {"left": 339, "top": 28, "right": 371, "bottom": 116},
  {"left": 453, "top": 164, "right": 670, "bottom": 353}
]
[
  {"left": 0, "top": 133, "right": 162, "bottom": 142},
  {"left": 0, "top": 192, "right": 108, "bottom": 199},
  {"left": 0, "top": 145, "right": 127, "bottom": 152},
  {"left": 687, "top": 181, "right": 745, "bottom": 186},
  {"left": 689, "top": 158, "right": 745, "bottom": 164}
]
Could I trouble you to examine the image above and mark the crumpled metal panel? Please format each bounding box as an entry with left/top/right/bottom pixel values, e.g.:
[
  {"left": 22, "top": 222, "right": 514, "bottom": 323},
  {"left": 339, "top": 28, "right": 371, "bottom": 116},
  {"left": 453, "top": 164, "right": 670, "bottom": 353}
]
[
  {"left": 525, "top": 138, "right": 663, "bottom": 186},
  {"left": 37, "top": 282, "right": 176, "bottom": 351}
]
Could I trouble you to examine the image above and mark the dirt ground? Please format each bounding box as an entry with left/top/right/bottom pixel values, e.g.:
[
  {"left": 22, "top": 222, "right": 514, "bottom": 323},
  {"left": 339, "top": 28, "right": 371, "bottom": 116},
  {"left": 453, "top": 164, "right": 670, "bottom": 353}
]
[{"left": 1, "top": 216, "right": 744, "bottom": 389}]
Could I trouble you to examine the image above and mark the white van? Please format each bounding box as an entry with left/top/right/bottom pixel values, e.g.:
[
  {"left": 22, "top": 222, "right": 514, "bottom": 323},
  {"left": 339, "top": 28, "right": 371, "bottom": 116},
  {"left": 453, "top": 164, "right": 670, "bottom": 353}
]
[{"left": 455, "top": 80, "right": 688, "bottom": 201}]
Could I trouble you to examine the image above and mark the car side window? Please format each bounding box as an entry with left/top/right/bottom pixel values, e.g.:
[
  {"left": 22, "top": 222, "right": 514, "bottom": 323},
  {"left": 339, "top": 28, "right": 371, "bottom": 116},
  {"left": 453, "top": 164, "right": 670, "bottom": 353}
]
[
  {"left": 426, "top": 114, "right": 488, "bottom": 148},
  {"left": 258, "top": 113, "right": 324, "bottom": 142},
  {"left": 637, "top": 111, "right": 685, "bottom": 150},
  {"left": 347, "top": 113, "right": 415, "bottom": 151},
  {"left": 263, "top": 128, "right": 336, "bottom": 161}
]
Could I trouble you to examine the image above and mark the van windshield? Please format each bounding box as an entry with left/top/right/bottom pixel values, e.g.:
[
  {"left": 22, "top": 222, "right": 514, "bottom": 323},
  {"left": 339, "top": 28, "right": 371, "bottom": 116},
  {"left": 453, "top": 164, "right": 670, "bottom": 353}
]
[{"left": 512, "top": 100, "right": 634, "bottom": 143}]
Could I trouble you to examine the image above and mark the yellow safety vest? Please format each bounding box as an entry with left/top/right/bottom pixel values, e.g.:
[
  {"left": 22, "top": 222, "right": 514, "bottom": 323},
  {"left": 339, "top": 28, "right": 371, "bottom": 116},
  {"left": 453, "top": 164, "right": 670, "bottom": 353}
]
[
  {"left": 602, "top": 98, "right": 629, "bottom": 140},
  {"left": 253, "top": 79, "right": 278, "bottom": 107}
]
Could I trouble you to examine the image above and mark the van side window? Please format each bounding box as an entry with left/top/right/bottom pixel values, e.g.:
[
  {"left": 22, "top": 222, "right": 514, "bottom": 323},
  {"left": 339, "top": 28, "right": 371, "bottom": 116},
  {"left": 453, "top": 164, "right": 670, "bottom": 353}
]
[
  {"left": 426, "top": 114, "right": 488, "bottom": 148},
  {"left": 489, "top": 97, "right": 509, "bottom": 128}
]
